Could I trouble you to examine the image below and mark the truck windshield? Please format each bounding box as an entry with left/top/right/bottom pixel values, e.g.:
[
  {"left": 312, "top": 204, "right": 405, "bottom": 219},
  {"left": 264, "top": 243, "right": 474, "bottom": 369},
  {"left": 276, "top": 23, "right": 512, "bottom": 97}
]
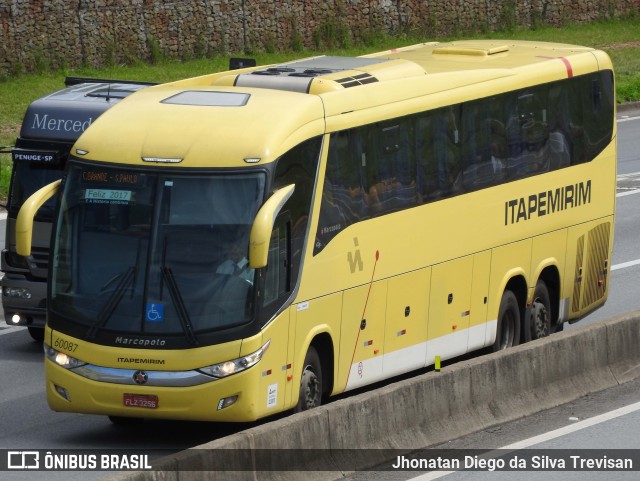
[
  {"left": 8, "top": 160, "right": 63, "bottom": 219},
  {"left": 50, "top": 163, "right": 265, "bottom": 341}
]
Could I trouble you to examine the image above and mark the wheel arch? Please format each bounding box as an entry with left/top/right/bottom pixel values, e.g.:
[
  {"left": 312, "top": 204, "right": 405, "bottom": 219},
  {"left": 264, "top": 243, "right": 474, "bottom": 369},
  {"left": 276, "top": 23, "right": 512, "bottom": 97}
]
[
  {"left": 504, "top": 274, "right": 528, "bottom": 322},
  {"left": 488, "top": 272, "right": 527, "bottom": 347},
  {"left": 308, "top": 332, "right": 334, "bottom": 401}
]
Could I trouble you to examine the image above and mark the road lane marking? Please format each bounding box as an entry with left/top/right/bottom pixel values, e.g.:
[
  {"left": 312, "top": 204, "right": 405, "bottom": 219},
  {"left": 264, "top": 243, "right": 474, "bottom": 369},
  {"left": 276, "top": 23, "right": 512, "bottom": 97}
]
[
  {"left": 617, "top": 189, "right": 640, "bottom": 197},
  {"left": 618, "top": 115, "right": 640, "bottom": 123},
  {"left": 611, "top": 259, "right": 640, "bottom": 271},
  {"left": 413, "top": 400, "right": 640, "bottom": 480},
  {"left": 616, "top": 171, "right": 640, "bottom": 197},
  {"left": 0, "top": 325, "right": 25, "bottom": 336}
]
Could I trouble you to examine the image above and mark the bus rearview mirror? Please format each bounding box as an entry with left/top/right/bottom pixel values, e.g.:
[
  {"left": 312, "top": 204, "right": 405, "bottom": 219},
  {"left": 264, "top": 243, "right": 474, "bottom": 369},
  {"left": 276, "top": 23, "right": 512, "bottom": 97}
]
[{"left": 249, "top": 184, "right": 295, "bottom": 269}]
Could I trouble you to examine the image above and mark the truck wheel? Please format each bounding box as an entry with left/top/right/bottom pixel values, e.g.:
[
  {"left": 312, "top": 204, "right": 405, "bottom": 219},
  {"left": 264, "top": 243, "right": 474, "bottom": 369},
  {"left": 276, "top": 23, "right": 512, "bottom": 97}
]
[{"left": 28, "top": 327, "right": 44, "bottom": 342}]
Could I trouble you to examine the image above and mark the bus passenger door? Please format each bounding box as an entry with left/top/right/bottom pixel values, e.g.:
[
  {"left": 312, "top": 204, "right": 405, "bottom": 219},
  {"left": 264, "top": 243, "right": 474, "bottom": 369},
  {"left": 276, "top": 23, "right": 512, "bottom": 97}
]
[
  {"left": 259, "top": 215, "right": 292, "bottom": 412},
  {"left": 339, "top": 281, "right": 387, "bottom": 391},
  {"left": 426, "top": 256, "right": 473, "bottom": 365}
]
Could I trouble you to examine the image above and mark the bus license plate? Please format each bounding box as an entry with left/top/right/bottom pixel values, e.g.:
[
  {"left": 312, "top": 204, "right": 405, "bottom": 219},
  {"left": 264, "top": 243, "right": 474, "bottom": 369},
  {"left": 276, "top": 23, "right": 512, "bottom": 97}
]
[{"left": 123, "top": 394, "right": 158, "bottom": 409}]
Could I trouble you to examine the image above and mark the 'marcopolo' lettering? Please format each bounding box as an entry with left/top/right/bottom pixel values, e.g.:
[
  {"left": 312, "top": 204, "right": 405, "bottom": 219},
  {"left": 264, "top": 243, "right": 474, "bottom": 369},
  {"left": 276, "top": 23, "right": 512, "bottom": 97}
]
[
  {"left": 32, "top": 113, "right": 93, "bottom": 133},
  {"left": 115, "top": 336, "right": 166, "bottom": 347},
  {"left": 504, "top": 180, "right": 591, "bottom": 225}
]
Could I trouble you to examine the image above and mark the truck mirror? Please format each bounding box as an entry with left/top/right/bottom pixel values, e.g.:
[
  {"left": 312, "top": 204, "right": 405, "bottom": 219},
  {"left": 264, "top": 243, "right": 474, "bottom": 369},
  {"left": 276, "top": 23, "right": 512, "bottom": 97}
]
[
  {"left": 229, "top": 58, "right": 257, "bottom": 70},
  {"left": 16, "top": 180, "right": 61, "bottom": 256},
  {"left": 249, "top": 184, "right": 295, "bottom": 269}
]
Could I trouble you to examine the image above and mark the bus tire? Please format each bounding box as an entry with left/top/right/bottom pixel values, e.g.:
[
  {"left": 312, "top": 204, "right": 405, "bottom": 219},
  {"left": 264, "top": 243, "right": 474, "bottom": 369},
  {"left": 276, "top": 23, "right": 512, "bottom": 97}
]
[
  {"left": 493, "top": 290, "right": 521, "bottom": 352},
  {"left": 295, "top": 346, "right": 322, "bottom": 412},
  {"left": 28, "top": 327, "right": 44, "bottom": 342},
  {"left": 526, "top": 280, "right": 551, "bottom": 341}
]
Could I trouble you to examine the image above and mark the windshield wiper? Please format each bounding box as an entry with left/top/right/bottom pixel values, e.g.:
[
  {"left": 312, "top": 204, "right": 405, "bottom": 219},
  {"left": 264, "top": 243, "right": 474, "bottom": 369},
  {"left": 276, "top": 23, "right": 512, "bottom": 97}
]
[
  {"left": 161, "top": 267, "right": 199, "bottom": 346},
  {"left": 87, "top": 267, "right": 136, "bottom": 339}
]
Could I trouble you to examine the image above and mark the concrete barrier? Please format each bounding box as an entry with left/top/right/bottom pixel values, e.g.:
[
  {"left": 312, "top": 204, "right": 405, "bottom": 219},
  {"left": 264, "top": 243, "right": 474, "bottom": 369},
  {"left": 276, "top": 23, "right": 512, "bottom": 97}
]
[{"left": 104, "top": 311, "right": 640, "bottom": 481}]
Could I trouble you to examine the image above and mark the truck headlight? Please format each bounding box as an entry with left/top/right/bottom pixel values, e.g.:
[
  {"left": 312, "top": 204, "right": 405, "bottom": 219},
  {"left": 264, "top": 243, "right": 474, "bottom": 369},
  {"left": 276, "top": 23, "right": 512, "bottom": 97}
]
[
  {"left": 3, "top": 287, "right": 32, "bottom": 299},
  {"left": 198, "top": 340, "right": 270, "bottom": 378}
]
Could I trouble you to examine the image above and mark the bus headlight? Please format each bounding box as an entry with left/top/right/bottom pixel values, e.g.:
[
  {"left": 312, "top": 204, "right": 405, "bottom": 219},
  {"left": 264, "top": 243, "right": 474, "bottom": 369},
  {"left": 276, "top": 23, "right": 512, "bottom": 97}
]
[
  {"left": 44, "top": 344, "right": 87, "bottom": 369},
  {"left": 199, "top": 340, "right": 270, "bottom": 378}
]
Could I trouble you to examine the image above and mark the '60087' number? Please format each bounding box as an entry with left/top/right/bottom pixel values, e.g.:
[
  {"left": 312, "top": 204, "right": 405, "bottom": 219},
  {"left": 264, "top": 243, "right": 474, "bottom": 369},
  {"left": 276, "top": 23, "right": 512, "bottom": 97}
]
[{"left": 54, "top": 338, "right": 78, "bottom": 352}]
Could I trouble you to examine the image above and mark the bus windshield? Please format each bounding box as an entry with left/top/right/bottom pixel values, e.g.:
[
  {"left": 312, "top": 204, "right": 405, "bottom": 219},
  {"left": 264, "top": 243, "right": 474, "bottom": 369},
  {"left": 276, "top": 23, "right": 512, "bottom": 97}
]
[{"left": 50, "top": 163, "right": 266, "bottom": 342}]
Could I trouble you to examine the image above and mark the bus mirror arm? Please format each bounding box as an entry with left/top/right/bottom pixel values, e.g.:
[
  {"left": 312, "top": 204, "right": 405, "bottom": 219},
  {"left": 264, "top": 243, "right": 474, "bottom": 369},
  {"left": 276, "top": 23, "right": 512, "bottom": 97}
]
[
  {"left": 249, "top": 184, "right": 295, "bottom": 269},
  {"left": 16, "top": 179, "right": 62, "bottom": 257}
]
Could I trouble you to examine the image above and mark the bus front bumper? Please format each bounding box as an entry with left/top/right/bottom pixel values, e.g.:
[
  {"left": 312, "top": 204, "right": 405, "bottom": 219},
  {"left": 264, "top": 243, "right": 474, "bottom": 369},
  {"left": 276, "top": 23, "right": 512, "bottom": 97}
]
[{"left": 45, "top": 358, "right": 264, "bottom": 422}]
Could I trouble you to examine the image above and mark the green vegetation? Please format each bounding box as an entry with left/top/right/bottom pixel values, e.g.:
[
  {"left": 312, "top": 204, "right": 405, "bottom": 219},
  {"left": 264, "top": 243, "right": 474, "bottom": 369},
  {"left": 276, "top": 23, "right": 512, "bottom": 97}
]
[{"left": 1, "top": 18, "right": 638, "bottom": 200}]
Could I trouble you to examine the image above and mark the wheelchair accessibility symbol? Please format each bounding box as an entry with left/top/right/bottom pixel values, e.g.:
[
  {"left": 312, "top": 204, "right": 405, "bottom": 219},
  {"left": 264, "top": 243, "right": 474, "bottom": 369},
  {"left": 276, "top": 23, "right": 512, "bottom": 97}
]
[{"left": 146, "top": 303, "right": 164, "bottom": 322}]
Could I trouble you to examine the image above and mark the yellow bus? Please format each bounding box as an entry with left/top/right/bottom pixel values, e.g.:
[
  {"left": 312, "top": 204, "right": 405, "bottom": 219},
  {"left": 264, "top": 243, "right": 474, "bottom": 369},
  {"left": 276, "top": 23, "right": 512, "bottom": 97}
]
[{"left": 17, "top": 40, "right": 616, "bottom": 423}]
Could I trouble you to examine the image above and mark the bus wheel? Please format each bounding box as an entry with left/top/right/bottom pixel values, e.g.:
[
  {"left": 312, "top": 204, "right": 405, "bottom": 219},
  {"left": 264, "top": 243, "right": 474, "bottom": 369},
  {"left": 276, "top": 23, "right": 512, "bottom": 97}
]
[
  {"left": 527, "top": 281, "right": 551, "bottom": 341},
  {"left": 295, "top": 346, "right": 322, "bottom": 412},
  {"left": 493, "top": 290, "right": 521, "bottom": 352},
  {"left": 28, "top": 327, "right": 44, "bottom": 342}
]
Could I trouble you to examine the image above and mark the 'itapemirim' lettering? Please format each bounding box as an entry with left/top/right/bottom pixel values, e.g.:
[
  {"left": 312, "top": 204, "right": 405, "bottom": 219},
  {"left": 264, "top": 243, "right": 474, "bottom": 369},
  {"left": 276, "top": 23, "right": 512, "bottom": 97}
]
[{"left": 505, "top": 180, "right": 591, "bottom": 225}]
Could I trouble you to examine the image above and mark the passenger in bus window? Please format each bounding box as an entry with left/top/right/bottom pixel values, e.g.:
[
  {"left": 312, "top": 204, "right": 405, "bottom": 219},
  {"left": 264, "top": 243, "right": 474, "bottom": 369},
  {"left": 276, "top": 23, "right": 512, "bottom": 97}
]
[
  {"left": 547, "top": 85, "right": 572, "bottom": 170},
  {"left": 217, "top": 241, "right": 253, "bottom": 283}
]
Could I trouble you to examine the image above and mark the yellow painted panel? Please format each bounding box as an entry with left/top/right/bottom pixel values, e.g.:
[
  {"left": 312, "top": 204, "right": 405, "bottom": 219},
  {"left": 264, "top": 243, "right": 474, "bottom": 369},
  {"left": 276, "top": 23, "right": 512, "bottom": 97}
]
[
  {"left": 384, "top": 268, "right": 431, "bottom": 354},
  {"left": 337, "top": 281, "right": 387, "bottom": 390},
  {"left": 291, "top": 293, "right": 342, "bottom": 400},
  {"left": 255, "top": 310, "right": 290, "bottom": 415},
  {"left": 530, "top": 229, "right": 568, "bottom": 292},
  {"left": 488, "top": 239, "right": 532, "bottom": 320},
  {"left": 428, "top": 256, "right": 473, "bottom": 341},
  {"left": 49, "top": 330, "right": 241, "bottom": 371},
  {"left": 470, "top": 251, "right": 491, "bottom": 328}
]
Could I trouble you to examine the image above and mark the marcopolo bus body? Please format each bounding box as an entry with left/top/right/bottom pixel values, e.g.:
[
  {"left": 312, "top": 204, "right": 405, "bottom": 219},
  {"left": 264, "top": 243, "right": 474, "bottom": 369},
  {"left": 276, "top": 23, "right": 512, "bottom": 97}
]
[
  {"left": 2, "top": 79, "right": 150, "bottom": 341},
  {"left": 17, "top": 40, "right": 616, "bottom": 422}
]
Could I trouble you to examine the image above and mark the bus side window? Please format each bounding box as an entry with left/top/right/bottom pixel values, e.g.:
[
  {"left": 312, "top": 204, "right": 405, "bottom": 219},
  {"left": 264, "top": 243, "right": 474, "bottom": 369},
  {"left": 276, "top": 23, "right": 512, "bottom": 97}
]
[
  {"left": 547, "top": 84, "right": 572, "bottom": 170},
  {"left": 315, "top": 130, "right": 368, "bottom": 254},
  {"left": 366, "top": 120, "right": 417, "bottom": 214},
  {"left": 415, "top": 108, "right": 459, "bottom": 202},
  {"left": 273, "top": 136, "right": 321, "bottom": 277},
  {"left": 460, "top": 101, "right": 499, "bottom": 191},
  {"left": 506, "top": 89, "right": 550, "bottom": 180},
  {"left": 582, "top": 71, "right": 615, "bottom": 163},
  {"left": 261, "top": 215, "right": 290, "bottom": 323}
]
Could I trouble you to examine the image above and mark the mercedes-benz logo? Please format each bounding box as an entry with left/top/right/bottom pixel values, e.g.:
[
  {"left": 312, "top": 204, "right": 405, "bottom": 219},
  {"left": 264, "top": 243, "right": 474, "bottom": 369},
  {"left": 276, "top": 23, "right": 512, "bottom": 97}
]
[{"left": 133, "top": 370, "right": 148, "bottom": 385}]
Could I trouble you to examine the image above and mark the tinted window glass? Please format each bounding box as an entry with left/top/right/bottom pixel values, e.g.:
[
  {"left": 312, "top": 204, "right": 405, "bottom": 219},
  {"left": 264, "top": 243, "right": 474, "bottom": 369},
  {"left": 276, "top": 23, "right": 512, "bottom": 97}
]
[{"left": 315, "top": 71, "right": 614, "bottom": 254}]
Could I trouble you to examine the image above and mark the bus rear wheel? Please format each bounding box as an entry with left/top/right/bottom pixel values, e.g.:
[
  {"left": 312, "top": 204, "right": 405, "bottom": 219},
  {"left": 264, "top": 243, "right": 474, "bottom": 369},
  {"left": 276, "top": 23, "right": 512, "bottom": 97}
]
[
  {"left": 493, "top": 290, "right": 521, "bottom": 352},
  {"left": 295, "top": 346, "right": 322, "bottom": 412},
  {"left": 527, "top": 281, "right": 551, "bottom": 341}
]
